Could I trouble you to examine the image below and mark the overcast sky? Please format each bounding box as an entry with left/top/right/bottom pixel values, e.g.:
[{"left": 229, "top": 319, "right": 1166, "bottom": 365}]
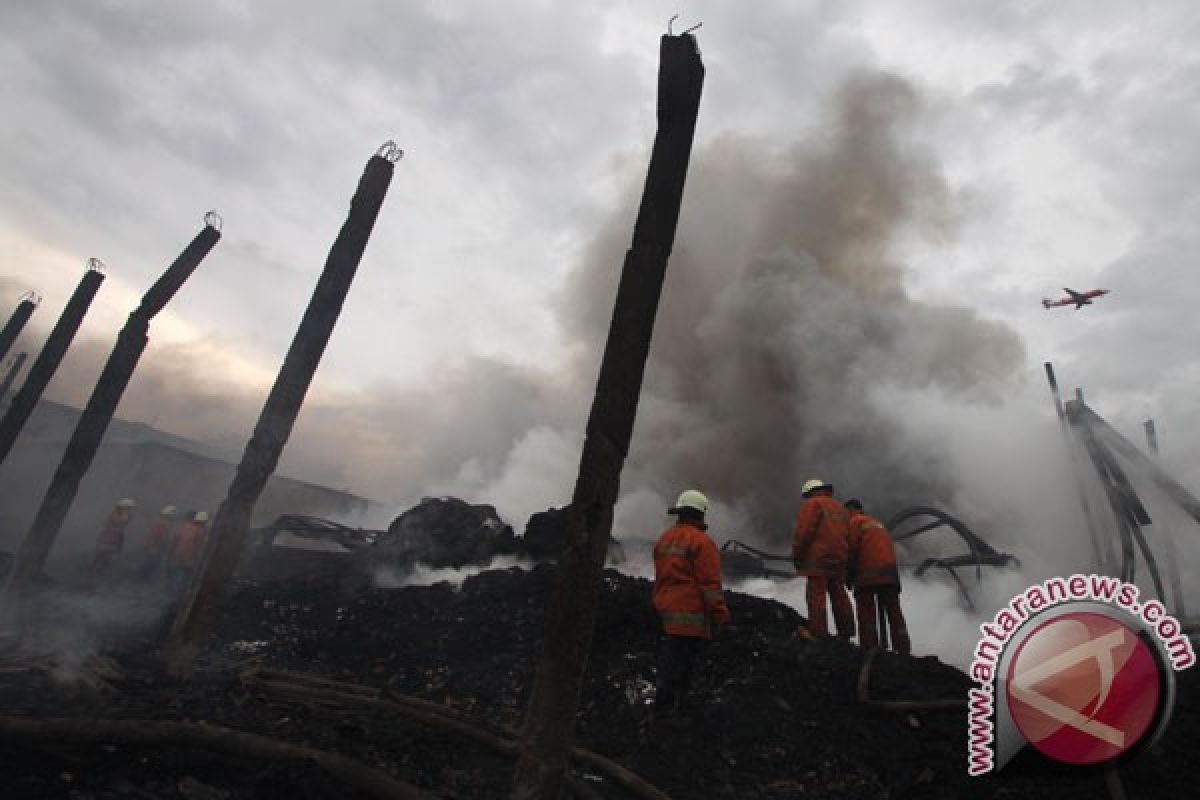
[{"left": 3, "top": 1, "right": 1200, "bottom": 523}]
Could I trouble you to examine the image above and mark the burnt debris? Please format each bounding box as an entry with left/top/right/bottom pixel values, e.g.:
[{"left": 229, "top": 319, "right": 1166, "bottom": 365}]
[{"left": 2, "top": 561, "right": 1196, "bottom": 798}]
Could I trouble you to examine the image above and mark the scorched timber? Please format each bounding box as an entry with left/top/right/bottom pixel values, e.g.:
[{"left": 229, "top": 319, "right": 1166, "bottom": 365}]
[{"left": 514, "top": 33, "right": 704, "bottom": 800}]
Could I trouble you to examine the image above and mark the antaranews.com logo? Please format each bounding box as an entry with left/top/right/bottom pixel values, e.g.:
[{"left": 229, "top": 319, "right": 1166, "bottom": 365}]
[{"left": 967, "top": 574, "right": 1195, "bottom": 775}]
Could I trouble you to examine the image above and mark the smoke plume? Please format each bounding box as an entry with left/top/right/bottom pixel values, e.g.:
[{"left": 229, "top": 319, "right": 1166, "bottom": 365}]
[
  {"left": 1, "top": 71, "right": 1026, "bottom": 549},
  {"left": 563, "top": 71, "right": 1025, "bottom": 542}
]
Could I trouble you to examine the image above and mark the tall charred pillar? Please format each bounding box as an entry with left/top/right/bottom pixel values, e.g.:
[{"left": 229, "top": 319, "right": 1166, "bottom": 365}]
[
  {"left": 1144, "top": 419, "right": 1159, "bottom": 456},
  {"left": 0, "top": 217, "right": 221, "bottom": 610},
  {"left": 0, "top": 262, "right": 106, "bottom": 466},
  {"left": 512, "top": 34, "right": 704, "bottom": 800},
  {"left": 163, "top": 144, "right": 402, "bottom": 677},
  {"left": 0, "top": 293, "right": 39, "bottom": 364},
  {"left": 1045, "top": 364, "right": 1109, "bottom": 572},
  {"left": 1043, "top": 362, "right": 1065, "bottom": 424},
  {"left": 0, "top": 353, "right": 28, "bottom": 404}
]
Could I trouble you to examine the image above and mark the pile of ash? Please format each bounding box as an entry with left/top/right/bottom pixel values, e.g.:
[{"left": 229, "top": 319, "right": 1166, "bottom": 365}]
[{"left": 4, "top": 559, "right": 1196, "bottom": 798}]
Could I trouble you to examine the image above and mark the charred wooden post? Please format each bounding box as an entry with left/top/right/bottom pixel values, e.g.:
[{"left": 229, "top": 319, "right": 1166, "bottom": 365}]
[
  {"left": 1045, "top": 362, "right": 1106, "bottom": 570},
  {"left": 0, "top": 292, "right": 39, "bottom": 365},
  {"left": 1144, "top": 419, "right": 1159, "bottom": 456},
  {"left": 513, "top": 34, "right": 704, "bottom": 800},
  {"left": 163, "top": 144, "right": 402, "bottom": 677},
  {"left": 1043, "top": 362, "right": 1065, "bottom": 424},
  {"left": 0, "top": 353, "right": 27, "bottom": 404},
  {"left": 0, "top": 218, "right": 221, "bottom": 611},
  {"left": 0, "top": 262, "right": 106, "bottom": 466},
  {"left": 1077, "top": 405, "right": 1188, "bottom": 615}
]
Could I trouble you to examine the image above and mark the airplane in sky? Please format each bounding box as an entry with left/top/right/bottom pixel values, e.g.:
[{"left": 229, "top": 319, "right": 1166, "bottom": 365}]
[{"left": 1042, "top": 288, "right": 1110, "bottom": 310}]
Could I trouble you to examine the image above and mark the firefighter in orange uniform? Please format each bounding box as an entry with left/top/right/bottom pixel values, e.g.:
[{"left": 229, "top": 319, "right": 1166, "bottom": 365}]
[
  {"left": 845, "top": 498, "right": 911, "bottom": 654},
  {"left": 93, "top": 498, "right": 135, "bottom": 578},
  {"left": 167, "top": 511, "right": 209, "bottom": 592},
  {"left": 137, "top": 505, "right": 177, "bottom": 580},
  {"left": 792, "top": 479, "right": 855, "bottom": 639},
  {"left": 652, "top": 489, "right": 731, "bottom": 718}
]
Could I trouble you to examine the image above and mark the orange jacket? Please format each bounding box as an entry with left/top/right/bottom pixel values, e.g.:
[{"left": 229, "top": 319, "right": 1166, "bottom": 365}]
[
  {"left": 144, "top": 517, "right": 174, "bottom": 555},
  {"left": 168, "top": 520, "right": 208, "bottom": 568},
  {"left": 792, "top": 494, "right": 849, "bottom": 577},
  {"left": 652, "top": 521, "right": 731, "bottom": 639},
  {"left": 96, "top": 509, "right": 132, "bottom": 553},
  {"left": 847, "top": 511, "right": 900, "bottom": 587}
]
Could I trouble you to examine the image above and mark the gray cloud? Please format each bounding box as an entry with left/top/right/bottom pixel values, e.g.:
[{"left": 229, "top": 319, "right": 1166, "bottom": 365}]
[
  {"left": 5, "top": 1, "right": 1200, "bottom": 548},
  {"left": 563, "top": 72, "right": 1024, "bottom": 540}
]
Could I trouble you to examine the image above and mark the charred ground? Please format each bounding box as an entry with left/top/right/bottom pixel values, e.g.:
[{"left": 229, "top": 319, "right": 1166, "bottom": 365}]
[{"left": 1, "top": 501, "right": 1197, "bottom": 798}]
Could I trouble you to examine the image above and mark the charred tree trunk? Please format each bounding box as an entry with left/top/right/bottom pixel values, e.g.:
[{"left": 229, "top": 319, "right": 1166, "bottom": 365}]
[
  {"left": 0, "top": 294, "right": 38, "bottom": 366},
  {"left": 0, "top": 353, "right": 27, "bottom": 404},
  {"left": 0, "top": 220, "right": 221, "bottom": 612},
  {"left": 163, "top": 144, "right": 401, "bottom": 677},
  {"left": 0, "top": 264, "right": 105, "bottom": 466},
  {"left": 512, "top": 34, "right": 703, "bottom": 800}
]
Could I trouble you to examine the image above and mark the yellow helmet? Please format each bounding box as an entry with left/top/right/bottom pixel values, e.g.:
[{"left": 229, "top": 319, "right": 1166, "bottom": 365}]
[
  {"left": 801, "top": 479, "right": 831, "bottom": 497},
  {"left": 668, "top": 489, "right": 709, "bottom": 516}
]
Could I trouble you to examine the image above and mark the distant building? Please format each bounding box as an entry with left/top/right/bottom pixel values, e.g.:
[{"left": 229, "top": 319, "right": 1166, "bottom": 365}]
[{"left": 0, "top": 397, "right": 377, "bottom": 563}]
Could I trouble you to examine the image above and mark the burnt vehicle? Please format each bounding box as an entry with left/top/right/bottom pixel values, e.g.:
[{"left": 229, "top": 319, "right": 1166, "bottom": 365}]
[
  {"left": 720, "top": 506, "right": 1018, "bottom": 610},
  {"left": 238, "top": 515, "right": 383, "bottom": 581}
]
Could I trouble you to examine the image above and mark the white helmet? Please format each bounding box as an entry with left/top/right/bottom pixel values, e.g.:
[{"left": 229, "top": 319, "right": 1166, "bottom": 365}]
[
  {"left": 801, "top": 479, "right": 831, "bottom": 497},
  {"left": 194, "top": 511, "right": 210, "bottom": 523},
  {"left": 161, "top": 505, "right": 177, "bottom": 516},
  {"left": 668, "top": 489, "right": 709, "bottom": 516},
  {"left": 117, "top": 498, "right": 136, "bottom": 509}
]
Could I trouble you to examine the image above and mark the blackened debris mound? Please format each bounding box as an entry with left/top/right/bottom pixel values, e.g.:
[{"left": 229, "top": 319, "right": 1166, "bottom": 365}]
[
  {"left": 521, "top": 506, "right": 572, "bottom": 560},
  {"left": 365, "top": 496, "right": 519, "bottom": 570},
  {"left": 521, "top": 506, "right": 626, "bottom": 562},
  {"left": 3, "top": 565, "right": 1199, "bottom": 799}
]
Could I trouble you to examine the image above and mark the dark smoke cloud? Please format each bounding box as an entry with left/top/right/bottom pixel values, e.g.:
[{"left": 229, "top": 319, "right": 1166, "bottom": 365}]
[
  {"left": 0, "top": 71, "right": 1025, "bottom": 544},
  {"left": 564, "top": 72, "right": 1026, "bottom": 540}
]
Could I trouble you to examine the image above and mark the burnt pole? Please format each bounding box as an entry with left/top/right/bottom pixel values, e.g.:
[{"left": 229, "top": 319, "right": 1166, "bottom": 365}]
[
  {"left": 163, "top": 143, "right": 402, "bottom": 677},
  {"left": 513, "top": 32, "right": 704, "bottom": 800},
  {"left": 0, "top": 261, "right": 106, "bottom": 466},
  {"left": 0, "top": 292, "right": 40, "bottom": 364},
  {"left": 0, "top": 353, "right": 27, "bottom": 404},
  {"left": 0, "top": 216, "right": 221, "bottom": 612},
  {"left": 1046, "top": 363, "right": 1109, "bottom": 572},
  {"left": 1043, "top": 362, "right": 1065, "bottom": 425},
  {"left": 1144, "top": 419, "right": 1159, "bottom": 456}
]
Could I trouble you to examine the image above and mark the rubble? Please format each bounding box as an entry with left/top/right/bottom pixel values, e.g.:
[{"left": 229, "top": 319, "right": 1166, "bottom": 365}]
[
  {"left": 2, "top": 561, "right": 1196, "bottom": 798},
  {"left": 362, "top": 497, "right": 521, "bottom": 573}
]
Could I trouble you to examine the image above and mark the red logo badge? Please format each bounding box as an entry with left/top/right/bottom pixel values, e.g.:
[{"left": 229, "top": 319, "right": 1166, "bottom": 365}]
[{"left": 1005, "top": 612, "right": 1162, "bottom": 765}]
